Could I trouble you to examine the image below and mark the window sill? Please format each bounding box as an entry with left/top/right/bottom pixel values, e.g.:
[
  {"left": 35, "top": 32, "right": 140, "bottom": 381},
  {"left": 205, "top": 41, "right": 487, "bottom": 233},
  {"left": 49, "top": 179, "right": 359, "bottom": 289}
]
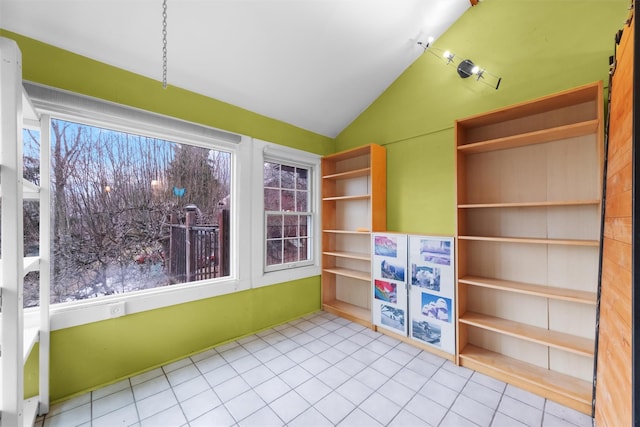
[
  {"left": 41, "top": 277, "right": 248, "bottom": 330},
  {"left": 29, "top": 263, "right": 322, "bottom": 331}
]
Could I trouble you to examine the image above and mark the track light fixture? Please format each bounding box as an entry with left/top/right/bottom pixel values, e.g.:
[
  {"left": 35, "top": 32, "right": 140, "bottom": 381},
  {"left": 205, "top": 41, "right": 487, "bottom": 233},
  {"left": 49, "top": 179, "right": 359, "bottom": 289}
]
[{"left": 417, "top": 39, "right": 502, "bottom": 90}]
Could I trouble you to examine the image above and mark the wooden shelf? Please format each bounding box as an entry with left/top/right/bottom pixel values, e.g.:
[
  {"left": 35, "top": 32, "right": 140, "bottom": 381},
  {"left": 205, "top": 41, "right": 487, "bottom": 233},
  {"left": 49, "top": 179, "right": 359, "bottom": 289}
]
[
  {"left": 322, "top": 144, "right": 385, "bottom": 328},
  {"left": 324, "top": 144, "right": 374, "bottom": 162},
  {"left": 457, "top": 82, "right": 599, "bottom": 128},
  {"left": 24, "top": 325, "right": 40, "bottom": 361},
  {"left": 323, "top": 251, "right": 371, "bottom": 261},
  {"left": 459, "top": 344, "right": 592, "bottom": 414},
  {"left": 323, "top": 229, "right": 371, "bottom": 235},
  {"left": 458, "top": 120, "right": 599, "bottom": 154},
  {"left": 0, "top": 257, "right": 41, "bottom": 277},
  {"left": 458, "top": 276, "right": 596, "bottom": 305},
  {"left": 23, "top": 396, "right": 39, "bottom": 427},
  {"left": 458, "top": 235, "right": 599, "bottom": 246},
  {"left": 323, "top": 267, "right": 370, "bottom": 282},
  {"left": 323, "top": 299, "right": 371, "bottom": 327},
  {"left": 24, "top": 256, "right": 40, "bottom": 274},
  {"left": 323, "top": 167, "right": 371, "bottom": 180},
  {"left": 0, "top": 321, "right": 40, "bottom": 363},
  {"left": 460, "top": 312, "right": 594, "bottom": 357},
  {"left": 323, "top": 194, "right": 370, "bottom": 201},
  {"left": 23, "top": 179, "right": 40, "bottom": 201},
  {"left": 458, "top": 200, "right": 600, "bottom": 209},
  {"left": 0, "top": 179, "right": 40, "bottom": 200}
]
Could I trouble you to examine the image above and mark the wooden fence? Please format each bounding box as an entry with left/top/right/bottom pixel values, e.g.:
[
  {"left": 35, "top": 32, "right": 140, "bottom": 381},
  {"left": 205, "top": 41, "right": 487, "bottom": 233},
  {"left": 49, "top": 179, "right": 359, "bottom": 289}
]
[{"left": 168, "top": 205, "right": 229, "bottom": 283}]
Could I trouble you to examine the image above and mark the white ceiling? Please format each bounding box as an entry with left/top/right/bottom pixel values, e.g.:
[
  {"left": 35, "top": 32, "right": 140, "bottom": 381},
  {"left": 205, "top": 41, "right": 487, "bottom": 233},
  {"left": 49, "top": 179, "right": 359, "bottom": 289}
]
[{"left": 1, "top": 0, "right": 470, "bottom": 137}]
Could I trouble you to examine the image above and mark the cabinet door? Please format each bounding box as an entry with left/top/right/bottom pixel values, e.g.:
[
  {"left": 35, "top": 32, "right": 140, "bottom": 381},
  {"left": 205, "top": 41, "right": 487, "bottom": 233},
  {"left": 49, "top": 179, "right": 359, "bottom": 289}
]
[
  {"left": 371, "top": 233, "right": 408, "bottom": 335},
  {"left": 408, "top": 235, "right": 455, "bottom": 355}
]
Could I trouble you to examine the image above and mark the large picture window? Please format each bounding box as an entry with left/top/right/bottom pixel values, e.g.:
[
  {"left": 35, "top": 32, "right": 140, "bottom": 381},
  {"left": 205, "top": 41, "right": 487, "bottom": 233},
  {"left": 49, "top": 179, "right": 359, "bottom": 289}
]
[
  {"left": 17, "top": 84, "right": 320, "bottom": 320},
  {"left": 263, "top": 162, "right": 312, "bottom": 271},
  {"left": 48, "top": 118, "right": 232, "bottom": 303}
]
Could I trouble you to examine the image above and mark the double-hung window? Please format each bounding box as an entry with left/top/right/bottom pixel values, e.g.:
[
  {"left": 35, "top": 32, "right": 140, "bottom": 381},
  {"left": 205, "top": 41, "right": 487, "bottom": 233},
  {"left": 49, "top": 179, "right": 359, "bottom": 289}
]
[{"left": 263, "top": 162, "right": 313, "bottom": 271}]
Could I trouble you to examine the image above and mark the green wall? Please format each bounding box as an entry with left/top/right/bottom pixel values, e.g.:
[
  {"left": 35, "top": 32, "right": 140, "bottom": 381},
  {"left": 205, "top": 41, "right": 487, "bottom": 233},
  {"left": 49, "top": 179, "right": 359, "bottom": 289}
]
[
  {"left": 25, "top": 277, "right": 320, "bottom": 402},
  {"left": 0, "top": 30, "right": 329, "bottom": 402},
  {"left": 335, "top": 0, "right": 629, "bottom": 235},
  {"left": 48, "top": 278, "right": 320, "bottom": 402}
]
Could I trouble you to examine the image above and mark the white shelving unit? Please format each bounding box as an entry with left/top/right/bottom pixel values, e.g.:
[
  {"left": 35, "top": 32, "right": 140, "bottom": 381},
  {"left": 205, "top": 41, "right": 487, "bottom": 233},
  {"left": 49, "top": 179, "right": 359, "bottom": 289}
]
[{"left": 1, "top": 37, "right": 50, "bottom": 427}]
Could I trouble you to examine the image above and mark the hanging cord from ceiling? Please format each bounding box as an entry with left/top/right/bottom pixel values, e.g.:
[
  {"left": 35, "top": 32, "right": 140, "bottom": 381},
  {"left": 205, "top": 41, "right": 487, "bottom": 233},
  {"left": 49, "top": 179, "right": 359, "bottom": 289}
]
[{"left": 162, "top": 0, "right": 168, "bottom": 89}]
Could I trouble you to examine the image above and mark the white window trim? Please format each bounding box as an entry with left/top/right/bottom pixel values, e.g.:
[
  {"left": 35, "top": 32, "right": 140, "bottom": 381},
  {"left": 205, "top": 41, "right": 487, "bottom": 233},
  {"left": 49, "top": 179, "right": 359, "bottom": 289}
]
[
  {"left": 250, "top": 139, "right": 322, "bottom": 289},
  {"left": 263, "top": 211, "right": 314, "bottom": 273},
  {"left": 263, "top": 159, "right": 314, "bottom": 273},
  {"left": 23, "top": 83, "right": 258, "bottom": 330},
  {"left": 24, "top": 81, "right": 242, "bottom": 147}
]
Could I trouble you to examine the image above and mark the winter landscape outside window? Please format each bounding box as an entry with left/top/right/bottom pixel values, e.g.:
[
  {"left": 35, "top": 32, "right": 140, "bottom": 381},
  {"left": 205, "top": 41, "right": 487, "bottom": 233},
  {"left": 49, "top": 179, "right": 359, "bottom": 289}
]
[
  {"left": 23, "top": 127, "right": 41, "bottom": 307},
  {"left": 22, "top": 118, "right": 232, "bottom": 306}
]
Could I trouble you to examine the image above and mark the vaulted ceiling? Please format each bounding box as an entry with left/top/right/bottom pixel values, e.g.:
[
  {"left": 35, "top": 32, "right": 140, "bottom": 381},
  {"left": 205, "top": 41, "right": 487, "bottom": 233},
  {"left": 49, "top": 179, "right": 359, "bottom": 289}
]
[{"left": 0, "top": 0, "right": 471, "bottom": 137}]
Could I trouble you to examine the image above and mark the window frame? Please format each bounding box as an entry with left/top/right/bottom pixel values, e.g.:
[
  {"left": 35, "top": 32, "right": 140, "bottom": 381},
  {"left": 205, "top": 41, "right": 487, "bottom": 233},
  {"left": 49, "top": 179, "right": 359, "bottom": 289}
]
[
  {"left": 263, "top": 161, "right": 314, "bottom": 272},
  {"left": 23, "top": 83, "right": 321, "bottom": 331},
  {"left": 24, "top": 83, "right": 254, "bottom": 330},
  {"left": 250, "top": 139, "right": 321, "bottom": 289}
]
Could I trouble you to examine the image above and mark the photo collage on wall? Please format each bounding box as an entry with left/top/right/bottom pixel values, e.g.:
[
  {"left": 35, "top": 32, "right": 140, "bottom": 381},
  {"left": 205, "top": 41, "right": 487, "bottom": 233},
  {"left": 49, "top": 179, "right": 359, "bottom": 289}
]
[
  {"left": 371, "top": 234, "right": 408, "bottom": 335},
  {"left": 409, "top": 236, "right": 455, "bottom": 354}
]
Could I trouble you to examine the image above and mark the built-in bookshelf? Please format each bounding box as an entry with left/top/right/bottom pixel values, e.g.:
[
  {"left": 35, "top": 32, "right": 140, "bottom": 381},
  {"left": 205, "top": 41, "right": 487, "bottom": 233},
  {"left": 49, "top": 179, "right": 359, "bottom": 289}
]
[
  {"left": 321, "top": 144, "right": 386, "bottom": 327},
  {"left": 455, "top": 81, "right": 603, "bottom": 414}
]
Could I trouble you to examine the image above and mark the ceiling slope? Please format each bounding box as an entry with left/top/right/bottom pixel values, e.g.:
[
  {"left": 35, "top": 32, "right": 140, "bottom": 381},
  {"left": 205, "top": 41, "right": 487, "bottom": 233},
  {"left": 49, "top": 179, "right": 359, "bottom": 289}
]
[{"left": 1, "top": 0, "right": 470, "bottom": 137}]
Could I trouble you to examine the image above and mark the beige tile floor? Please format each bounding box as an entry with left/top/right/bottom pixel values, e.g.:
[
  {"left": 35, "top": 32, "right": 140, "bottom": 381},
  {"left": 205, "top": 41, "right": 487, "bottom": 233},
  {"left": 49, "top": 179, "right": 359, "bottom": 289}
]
[{"left": 36, "top": 311, "right": 594, "bottom": 427}]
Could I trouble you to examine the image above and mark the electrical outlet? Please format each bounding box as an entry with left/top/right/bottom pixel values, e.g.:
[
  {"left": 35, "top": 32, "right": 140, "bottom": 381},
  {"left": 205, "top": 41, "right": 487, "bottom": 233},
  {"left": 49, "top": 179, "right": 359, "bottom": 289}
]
[{"left": 107, "top": 302, "right": 126, "bottom": 318}]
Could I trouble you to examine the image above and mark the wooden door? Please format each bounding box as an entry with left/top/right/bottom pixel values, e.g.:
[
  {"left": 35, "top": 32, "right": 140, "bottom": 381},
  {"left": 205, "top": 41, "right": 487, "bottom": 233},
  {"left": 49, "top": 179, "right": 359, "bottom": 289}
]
[{"left": 594, "top": 9, "right": 634, "bottom": 427}]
